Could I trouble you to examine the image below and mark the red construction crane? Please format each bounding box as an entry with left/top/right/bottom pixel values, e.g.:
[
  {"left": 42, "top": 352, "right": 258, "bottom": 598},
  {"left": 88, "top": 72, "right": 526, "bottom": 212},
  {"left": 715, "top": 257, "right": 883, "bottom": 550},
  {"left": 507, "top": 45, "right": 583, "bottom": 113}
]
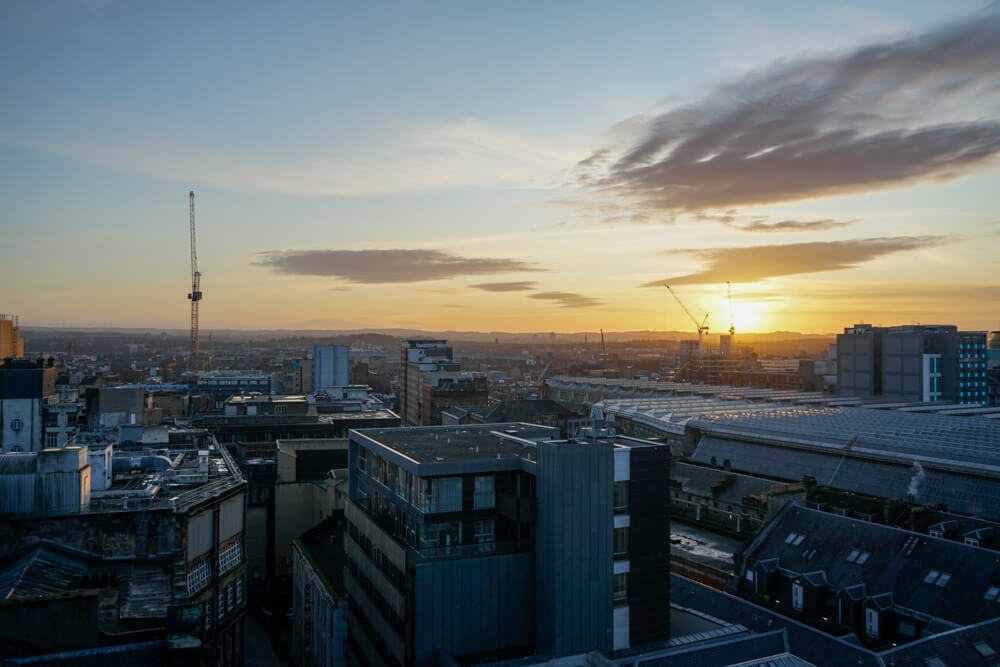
[{"left": 187, "top": 191, "right": 203, "bottom": 371}]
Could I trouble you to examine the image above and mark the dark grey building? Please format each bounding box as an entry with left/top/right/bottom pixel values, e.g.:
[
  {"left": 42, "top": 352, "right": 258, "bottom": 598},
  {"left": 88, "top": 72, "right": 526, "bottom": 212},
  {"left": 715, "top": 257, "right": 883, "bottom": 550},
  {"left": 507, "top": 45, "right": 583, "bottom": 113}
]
[
  {"left": 837, "top": 324, "right": 988, "bottom": 405},
  {"left": 343, "top": 420, "right": 670, "bottom": 666}
]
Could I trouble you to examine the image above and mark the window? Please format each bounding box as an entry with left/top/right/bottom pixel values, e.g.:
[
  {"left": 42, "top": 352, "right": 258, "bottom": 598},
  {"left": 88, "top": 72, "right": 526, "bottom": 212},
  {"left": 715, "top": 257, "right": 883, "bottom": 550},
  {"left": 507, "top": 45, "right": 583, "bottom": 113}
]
[
  {"left": 935, "top": 572, "right": 952, "bottom": 587},
  {"left": 235, "top": 576, "right": 244, "bottom": 605},
  {"left": 357, "top": 448, "right": 367, "bottom": 473},
  {"left": 218, "top": 591, "right": 226, "bottom": 620},
  {"left": 785, "top": 532, "right": 805, "bottom": 545},
  {"left": 187, "top": 560, "right": 212, "bottom": 596},
  {"left": 613, "top": 527, "right": 629, "bottom": 560},
  {"left": 474, "top": 520, "right": 495, "bottom": 552},
  {"left": 420, "top": 521, "right": 462, "bottom": 548},
  {"left": 474, "top": 476, "right": 495, "bottom": 510},
  {"left": 613, "top": 573, "right": 629, "bottom": 606},
  {"left": 46, "top": 432, "right": 58, "bottom": 446},
  {"left": 205, "top": 600, "right": 212, "bottom": 632},
  {"left": 865, "top": 608, "right": 879, "bottom": 638},
  {"left": 793, "top": 534, "right": 806, "bottom": 546},
  {"left": 973, "top": 641, "right": 998, "bottom": 659},
  {"left": 924, "top": 570, "right": 941, "bottom": 584},
  {"left": 219, "top": 541, "right": 243, "bottom": 575},
  {"left": 421, "top": 477, "right": 463, "bottom": 513},
  {"left": 985, "top": 586, "right": 1000, "bottom": 601},
  {"left": 846, "top": 549, "right": 870, "bottom": 565},
  {"left": 614, "top": 481, "right": 629, "bottom": 513},
  {"left": 792, "top": 582, "right": 804, "bottom": 611},
  {"left": 227, "top": 584, "right": 234, "bottom": 611}
]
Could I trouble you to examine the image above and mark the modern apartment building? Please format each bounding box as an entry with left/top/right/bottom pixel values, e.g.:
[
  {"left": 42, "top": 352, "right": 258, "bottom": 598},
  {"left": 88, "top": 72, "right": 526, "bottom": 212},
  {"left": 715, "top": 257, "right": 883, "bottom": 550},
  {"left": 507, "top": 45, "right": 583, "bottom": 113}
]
[
  {"left": 343, "top": 420, "right": 670, "bottom": 666},
  {"left": 399, "top": 339, "right": 464, "bottom": 425}
]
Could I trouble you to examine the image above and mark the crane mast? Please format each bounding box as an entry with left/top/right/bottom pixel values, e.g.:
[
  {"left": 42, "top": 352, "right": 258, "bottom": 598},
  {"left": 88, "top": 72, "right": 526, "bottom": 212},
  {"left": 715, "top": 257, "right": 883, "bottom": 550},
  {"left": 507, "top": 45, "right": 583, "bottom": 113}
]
[
  {"left": 187, "top": 191, "right": 203, "bottom": 372},
  {"left": 727, "top": 281, "right": 735, "bottom": 338}
]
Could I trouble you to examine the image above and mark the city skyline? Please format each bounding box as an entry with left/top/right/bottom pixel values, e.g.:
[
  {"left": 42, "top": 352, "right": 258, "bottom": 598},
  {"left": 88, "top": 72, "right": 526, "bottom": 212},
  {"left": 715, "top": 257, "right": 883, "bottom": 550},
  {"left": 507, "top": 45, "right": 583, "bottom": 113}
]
[{"left": 2, "top": 1, "right": 999, "bottom": 334}]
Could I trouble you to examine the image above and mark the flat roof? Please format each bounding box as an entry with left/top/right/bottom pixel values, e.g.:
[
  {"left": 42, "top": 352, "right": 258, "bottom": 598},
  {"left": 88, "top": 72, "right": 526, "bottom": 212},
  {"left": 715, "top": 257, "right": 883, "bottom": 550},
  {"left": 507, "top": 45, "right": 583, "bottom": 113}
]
[{"left": 353, "top": 423, "right": 555, "bottom": 465}]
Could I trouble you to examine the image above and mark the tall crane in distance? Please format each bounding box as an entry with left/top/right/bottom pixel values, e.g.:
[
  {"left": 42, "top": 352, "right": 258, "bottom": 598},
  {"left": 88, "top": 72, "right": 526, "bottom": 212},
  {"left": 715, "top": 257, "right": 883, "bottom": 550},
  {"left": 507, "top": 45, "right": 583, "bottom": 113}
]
[
  {"left": 727, "top": 281, "right": 736, "bottom": 339},
  {"left": 187, "top": 191, "right": 203, "bottom": 372},
  {"left": 664, "top": 284, "right": 709, "bottom": 351}
]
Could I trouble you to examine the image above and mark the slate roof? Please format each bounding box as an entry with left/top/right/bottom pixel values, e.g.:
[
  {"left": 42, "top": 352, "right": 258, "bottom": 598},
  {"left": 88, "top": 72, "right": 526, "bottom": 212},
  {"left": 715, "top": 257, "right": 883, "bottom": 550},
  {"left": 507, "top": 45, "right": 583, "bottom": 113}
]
[
  {"left": 671, "top": 462, "right": 785, "bottom": 504},
  {"left": 0, "top": 544, "right": 89, "bottom": 599},
  {"left": 739, "top": 504, "right": 1000, "bottom": 628}
]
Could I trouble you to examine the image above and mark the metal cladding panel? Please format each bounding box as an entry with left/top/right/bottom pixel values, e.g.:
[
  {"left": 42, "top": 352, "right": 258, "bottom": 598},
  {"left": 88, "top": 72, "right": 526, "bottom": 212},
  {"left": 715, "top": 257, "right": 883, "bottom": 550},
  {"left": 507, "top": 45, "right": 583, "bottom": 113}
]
[
  {"left": 412, "top": 552, "right": 535, "bottom": 667},
  {"left": 628, "top": 445, "right": 671, "bottom": 646},
  {"left": 187, "top": 509, "right": 214, "bottom": 562},
  {"left": 219, "top": 493, "right": 245, "bottom": 542},
  {"left": 0, "top": 474, "right": 36, "bottom": 513},
  {"left": 536, "top": 440, "right": 613, "bottom": 655}
]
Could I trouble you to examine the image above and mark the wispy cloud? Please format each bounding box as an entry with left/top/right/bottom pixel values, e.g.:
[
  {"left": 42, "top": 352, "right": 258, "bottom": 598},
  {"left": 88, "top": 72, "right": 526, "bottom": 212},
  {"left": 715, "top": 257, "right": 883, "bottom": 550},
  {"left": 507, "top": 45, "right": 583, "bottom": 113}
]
[
  {"left": 469, "top": 281, "right": 538, "bottom": 292},
  {"left": 2, "top": 118, "right": 581, "bottom": 196},
  {"left": 726, "top": 218, "right": 857, "bottom": 233},
  {"left": 578, "top": 8, "right": 1000, "bottom": 215},
  {"left": 530, "top": 291, "right": 603, "bottom": 308},
  {"left": 642, "top": 235, "right": 946, "bottom": 285},
  {"left": 255, "top": 249, "right": 542, "bottom": 283}
]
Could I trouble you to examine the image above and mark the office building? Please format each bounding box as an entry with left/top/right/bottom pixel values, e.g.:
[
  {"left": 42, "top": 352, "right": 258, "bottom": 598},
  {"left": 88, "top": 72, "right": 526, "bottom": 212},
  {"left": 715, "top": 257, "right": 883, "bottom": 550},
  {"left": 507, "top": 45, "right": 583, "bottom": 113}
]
[
  {"left": 837, "top": 324, "right": 988, "bottom": 405},
  {"left": 0, "top": 313, "right": 24, "bottom": 358},
  {"left": 196, "top": 371, "right": 273, "bottom": 408},
  {"left": 400, "top": 339, "right": 458, "bottom": 425},
  {"left": 343, "top": 420, "right": 670, "bottom": 666},
  {"left": 314, "top": 344, "right": 350, "bottom": 393}
]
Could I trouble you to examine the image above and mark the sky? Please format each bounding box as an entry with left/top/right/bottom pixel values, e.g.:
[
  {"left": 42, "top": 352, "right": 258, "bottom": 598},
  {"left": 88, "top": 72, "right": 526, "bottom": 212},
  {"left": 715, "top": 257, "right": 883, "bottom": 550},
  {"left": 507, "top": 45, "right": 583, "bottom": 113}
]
[{"left": 1, "top": 1, "right": 999, "bottom": 335}]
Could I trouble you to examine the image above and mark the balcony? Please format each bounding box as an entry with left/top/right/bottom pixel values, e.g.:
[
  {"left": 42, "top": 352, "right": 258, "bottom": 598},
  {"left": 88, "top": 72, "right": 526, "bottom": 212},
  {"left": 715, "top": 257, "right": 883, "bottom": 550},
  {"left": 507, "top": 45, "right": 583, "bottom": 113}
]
[{"left": 406, "top": 538, "right": 533, "bottom": 566}]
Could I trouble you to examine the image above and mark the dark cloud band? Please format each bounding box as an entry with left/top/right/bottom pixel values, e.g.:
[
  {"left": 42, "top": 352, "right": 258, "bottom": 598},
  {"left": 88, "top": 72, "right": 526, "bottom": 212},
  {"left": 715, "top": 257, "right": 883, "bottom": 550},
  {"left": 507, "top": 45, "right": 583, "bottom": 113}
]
[
  {"left": 256, "top": 249, "right": 542, "bottom": 284},
  {"left": 642, "top": 235, "right": 946, "bottom": 285},
  {"left": 579, "top": 9, "right": 1000, "bottom": 215}
]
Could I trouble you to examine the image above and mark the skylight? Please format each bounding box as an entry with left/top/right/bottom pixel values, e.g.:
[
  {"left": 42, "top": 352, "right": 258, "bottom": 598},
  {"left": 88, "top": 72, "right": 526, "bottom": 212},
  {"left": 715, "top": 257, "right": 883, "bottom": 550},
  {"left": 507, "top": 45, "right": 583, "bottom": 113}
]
[
  {"left": 985, "top": 586, "right": 1000, "bottom": 601},
  {"left": 856, "top": 552, "right": 870, "bottom": 565},
  {"left": 973, "top": 641, "right": 997, "bottom": 658},
  {"left": 846, "top": 549, "right": 860, "bottom": 562},
  {"left": 924, "top": 570, "right": 941, "bottom": 584},
  {"left": 793, "top": 534, "right": 806, "bottom": 546},
  {"left": 935, "top": 573, "right": 952, "bottom": 587}
]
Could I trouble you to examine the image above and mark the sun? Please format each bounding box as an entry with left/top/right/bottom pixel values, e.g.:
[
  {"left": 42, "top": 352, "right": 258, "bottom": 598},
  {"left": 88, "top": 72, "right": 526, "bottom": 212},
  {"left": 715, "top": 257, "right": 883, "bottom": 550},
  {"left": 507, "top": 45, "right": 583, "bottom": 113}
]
[{"left": 718, "top": 298, "right": 766, "bottom": 333}]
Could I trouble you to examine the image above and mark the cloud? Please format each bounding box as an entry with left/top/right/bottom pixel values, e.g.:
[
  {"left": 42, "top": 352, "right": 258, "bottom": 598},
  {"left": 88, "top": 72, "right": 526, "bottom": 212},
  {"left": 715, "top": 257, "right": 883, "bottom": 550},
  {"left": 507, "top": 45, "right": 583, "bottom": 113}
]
[
  {"left": 727, "top": 218, "right": 857, "bottom": 233},
  {"left": 530, "top": 291, "right": 604, "bottom": 308},
  {"left": 641, "top": 235, "right": 945, "bottom": 285},
  {"left": 578, "top": 9, "right": 1000, "bottom": 215},
  {"left": 255, "top": 249, "right": 542, "bottom": 284},
  {"left": 2, "top": 118, "right": 582, "bottom": 197},
  {"left": 469, "top": 281, "right": 538, "bottom": 292}
]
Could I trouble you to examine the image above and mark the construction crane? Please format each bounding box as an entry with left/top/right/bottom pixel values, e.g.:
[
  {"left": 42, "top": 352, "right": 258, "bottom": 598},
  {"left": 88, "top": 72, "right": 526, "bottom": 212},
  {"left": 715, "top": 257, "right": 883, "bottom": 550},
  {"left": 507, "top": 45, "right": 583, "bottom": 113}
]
[
  {"left": 664, "top": 284, "right": 709, "bottom": 350},
  {"left": 727, "top": 281, "right": 736, "bottom": 339},
  {"left": 187, "top": 191, "right": 203, "bottom": 372}
]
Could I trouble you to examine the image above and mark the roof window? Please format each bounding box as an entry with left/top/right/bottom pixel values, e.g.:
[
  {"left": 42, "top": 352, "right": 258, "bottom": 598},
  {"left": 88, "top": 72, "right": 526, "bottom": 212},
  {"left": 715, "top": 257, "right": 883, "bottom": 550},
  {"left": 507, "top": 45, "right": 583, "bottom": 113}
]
[
  {"left": 924, "top": 570, "right": 952, "bottom": 587},
  {"left": 984, "top": 586, "right": 1000, "bottom": 601},
  {"left": 846, "top": 549, "right": 871, "bottom": 564},
  {"left": 973, "top": 641, "right": 997, "bottom": 658}
]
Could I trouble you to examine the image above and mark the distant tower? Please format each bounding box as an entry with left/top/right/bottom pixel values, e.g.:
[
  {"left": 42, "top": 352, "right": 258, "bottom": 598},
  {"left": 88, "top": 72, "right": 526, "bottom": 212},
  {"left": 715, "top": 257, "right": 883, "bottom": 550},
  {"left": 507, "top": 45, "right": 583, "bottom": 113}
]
[{"left": 187, "top": 191, "right": 203, "bottom": 371}]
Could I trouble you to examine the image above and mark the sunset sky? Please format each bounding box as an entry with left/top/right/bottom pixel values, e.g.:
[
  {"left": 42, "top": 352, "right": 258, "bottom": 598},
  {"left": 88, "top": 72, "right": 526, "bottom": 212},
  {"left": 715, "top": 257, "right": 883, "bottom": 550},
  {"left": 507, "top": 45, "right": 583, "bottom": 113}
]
[{"left": 2, "top": 1, "right": 998, "bottom": 334}]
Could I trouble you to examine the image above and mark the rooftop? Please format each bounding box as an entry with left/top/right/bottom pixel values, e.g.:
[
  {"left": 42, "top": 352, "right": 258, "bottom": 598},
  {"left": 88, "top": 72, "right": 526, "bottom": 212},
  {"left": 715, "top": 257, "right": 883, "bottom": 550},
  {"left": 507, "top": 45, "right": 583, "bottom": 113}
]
[{"left": 353, "top": 423, "right": 559, "bottom": 465}]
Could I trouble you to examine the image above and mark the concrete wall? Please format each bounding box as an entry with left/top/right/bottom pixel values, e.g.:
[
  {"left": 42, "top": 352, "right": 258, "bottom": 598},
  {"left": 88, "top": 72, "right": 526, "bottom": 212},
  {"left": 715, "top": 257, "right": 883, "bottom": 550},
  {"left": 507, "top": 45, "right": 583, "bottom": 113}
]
[
  {"left": 536, "top": 440, "right": 613, "bottom": 654},
  {"left": 314, "top": 345, "right": 350, "bottom": 392},
  {"left": 275, "top": 481, "right": 341, "bottom": 570},
  {"left": 292, "top": 541, "right": 346, "bottom": 667},
  {"left": 412, "top": 552, "right": 535, "bottom": 667}
]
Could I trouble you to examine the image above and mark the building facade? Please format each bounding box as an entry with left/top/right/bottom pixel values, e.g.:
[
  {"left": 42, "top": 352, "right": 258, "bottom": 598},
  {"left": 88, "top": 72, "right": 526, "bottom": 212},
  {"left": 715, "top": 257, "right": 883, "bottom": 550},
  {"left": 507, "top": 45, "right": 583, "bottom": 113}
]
[
  {"left": 837, "top": 324, "right": 988, "bottom": 405},
  {"left": 0, "top": 358, "right": 56, "bottom": 453},
  {"left": 314, "top": 344, "right": 350, "bottom": 393},
  {"left": 0, "top": 313, "right": 25, "bottom": 358},
  {"left": 399, "top": 340, "right": 458, "bottom": 426},
  {"left": 343, "top": 420, "right": 670, "bottom": 666}
]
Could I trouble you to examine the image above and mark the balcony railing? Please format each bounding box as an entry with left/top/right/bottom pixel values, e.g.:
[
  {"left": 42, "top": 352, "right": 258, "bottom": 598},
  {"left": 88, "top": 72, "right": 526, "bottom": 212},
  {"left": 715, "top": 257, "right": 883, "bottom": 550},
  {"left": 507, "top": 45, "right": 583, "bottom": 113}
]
[{"left": 407, "top": 538, "right": 533, "bottom": 565}]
